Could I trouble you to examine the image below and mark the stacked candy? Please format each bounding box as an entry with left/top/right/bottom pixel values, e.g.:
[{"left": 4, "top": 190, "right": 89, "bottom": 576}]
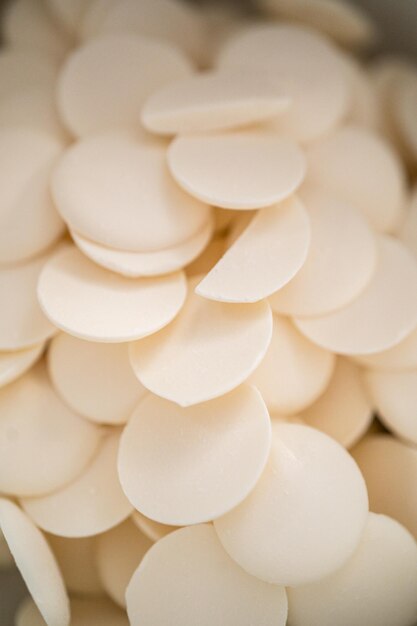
[{"left": 1, "top": 0, "right": 417, "bottom": 625}]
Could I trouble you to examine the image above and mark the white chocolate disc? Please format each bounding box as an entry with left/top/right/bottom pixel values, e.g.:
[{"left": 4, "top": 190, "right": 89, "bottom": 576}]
[
  {"left": 0, "top": 498, "right": 70, "bottom": 626},
  {"left": 0, "top": 50, "right": 57, "bottom": 100},
  {"left": 95, "top": 0, "right": 204, "bottom": 63},
  {"left": 295, "top": 236, "right": 417, "bottom": 355},
  {"left": 4, "top": 0, "right": 72, "bottom": 61},
  {"left": 0, "top": 362, "right": 101, "bottom": 497},
  {"left": 129, "top": 284, "right": 272, "bottom": 406},
  {"left": 196, "top": 197, "right": 310, "bottom": 303},
  {"left": 400, "top": 187, "right": 417, "bottom": 260},
  {"left": 47, "top": 534, "right": 103, "bottom": 595},
  {"left": 48, "top": 333, "right": 147, "bottom": 425},
  {"left": 141, "top": 70, "right": 291, "bottom": 135},
  {"left": 71, "top": 217, "right": 214, "bottom": 278},
  {"left": 131, "top": 511, "right": 178, "bottom": 542},
  {"left": 0, "top": 343, "right": 44, "bottom": 389},
  {"left": 0, "top": 127, "right": 65, "bottom": 265},
  {"left": 250, "top": 316, "right": 335, "bottom": 415},
  {"left": 218, "top": 24, "right": 350, "bottom": 142},
  {"left": 38, "top": 246, "right": 187, "bottom": 343},
  {"left": 301, "top": 357, "right": 373, "bottom": 448},
  {"left": 306, "top": 125, "right": 406, "bottom": 233},
  {"left": 52, "top": 132, "right": 211, "bottom": 252},
  {"left": 21, "top": 431, "right": 133, "bottom": 537},
  {"left": 167, "top": 131, "right": 306, "bottom": 210},
  {"left": 126, "top": 524, "right": 288, "bottom": 626},
  {"left": 17, "top": 597, "right": 129, "bottom": 626},
  {"left": 96, "top": 519, "right": 152, "bottom": 607},
  {"left": 352, "top": 435, "right": 417, "bottom": 539},
  {"left": 215, "top": 423, "right": 368, "bottom": 586},
  {"left": 118, "top": 386, "right": 271, "bottom": 525},
  {"left": 352, "top": 326, "right": 417, "bottom": 371},
  {"left": 57, "top": 34, "right": 192, "bottom": 137},
  {"left": 364, "top": 369, "right": 417, "bottom": 445},
  {"left": 0, "top": 87, "right": 69, "bottom": 143},
  {"left": 270, "top": 187, "right": 377, "bottom": 316},
  {"left": 259, "top": 0, "right": 376, "bottom": 48},
  {"left": 288, "top": 513, "right": 417, "bottom": 626}
]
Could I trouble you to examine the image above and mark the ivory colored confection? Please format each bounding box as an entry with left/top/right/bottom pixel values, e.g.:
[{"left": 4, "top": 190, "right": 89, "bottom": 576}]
[
  {"left": 52, "top": 132, "right": 211, "bottom": 252},
  {"left": 352, "top": 435, "right": 417, "bottom": 539},
  {"left": 259, "top": 0, "right": 376, "bottom": 48},
  {"left": 0, "top": 362, "right": 101, "bottom": 497},
  {"left": 57, "top": 34, "right": 192, "bottom": 137},
  {"left": 129, "top": 282, "right": 273, "bottom": 406},
  {"left": 288, "top": 513, "right": 417, "bottom": 626},
  {"left": 214, "top": 423, "right": 368, "bottom": 586},
  {"left": 126, "top": 524, "right": 288, "bottom": 626},
  {"left": 270, "top": 187, "right": 377, "bottom": 316},
  {"left": 16, "top": 597, "right": 129, "bottom": 626},
  {"left": 48, "top": 333, "right": 147, "bottom": 425},
  {"left": 131, "top": 511, "right": 178, "bottom": 543},
  {"left": 96, "top": 519, "right": 153, "bottom": 607},
  {"left": 0, "top": 127, "right": 65, "bottom": 265},
  {"left": 364, "top": 369, "right": 417, "bottom": 445},
  {"left": 21, "top": 431, "right": 133, "bottom": 537},
  {"left": 196, "top": 197, "right": 310, "bottom": 303},
  {"left": 250, "top": 315, "right": 335, "bottom": 415},
  {"left": 118, "top": 386, "right": 271, "bottom": 525},
  {"left": 168, "top": 131, "right": 306, "bottom": 210},
  {"left": 0, "top": 343, "right": 44, "bottom": 389},
  {"left": 46, "top": 534, "right": 103, "bottom": 596},
  {"left": 352, "top": 326, "right": 417, "bottom": 371},
  {"left": 301, "top": 357, "right": 373, "bottom": 448},
  {"left": 141, "top": 70, "right": 291, "bottom": 135},
  {"left": 295, "top": 236, "right": 417, "bottom": 355},
  {"left": 71, "top": 217, "right": 214, "bottom": 278},
  {"left": 306, "top": 125, "right": 406, "bottom": 233},
  {"left": 0, "top": 498, "right": 70, "bottom": 626},
  {"left": 37, "top": 246, "right": 187, "bottom": 343},
  {"left": 218, "top": 24, "right": 350, "bottom": 142}
]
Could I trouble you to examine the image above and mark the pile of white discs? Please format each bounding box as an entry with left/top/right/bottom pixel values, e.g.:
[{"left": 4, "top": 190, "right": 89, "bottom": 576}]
[{"left": 1, "top": 0, "right": 417, "bottom": 624}]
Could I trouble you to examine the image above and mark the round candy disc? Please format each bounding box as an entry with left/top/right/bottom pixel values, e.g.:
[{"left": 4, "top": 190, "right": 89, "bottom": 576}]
[
  {"left": 141, "top": 70, "right": 291, "bottom": 135},
  {"left": 167, "top": 131, "right": 306, "bottom": 210},
  {"left": 250, "top": 315, "right": 335, "bottom": 415},
  {"left": 21, "top": 431, "right": 133, "bottom": 537},
  {"left": 288, "top": 513, "right": 417, "bottom": 626},
  {"left": 129, "top": 282, "right": 272, "bottom": 406},
  {"left": 0, "top": 50, "right": 57, "bottom": 100},
  {"left": 0, "top": 127, "right": 65, "bottom": 265},
  {"left": 126, "top": 524, "right": 288, "bottom": 626},
  {"left": 301, "top": 357, "right": 373, "bottom": 448},
  {"left": 306, "top": 125, "right": 406, "bottom": 233},
  {"left": 48, "top": 333, "right": 147, "bottom": 425},
  {"left": 259, "top": 0, "right": 376, "bottom": 48},
  {"left": 352, "top": 435, "right": 417, "bottom": 539},
  {"left": 131, "top": 511, "right": 178, "bottom": 542},
  {"left": 352, "top": 326, "right": 417, "bottom": 371},
  {"left": 52, "top": 132, "right": 210, "bottom": 252},
  {"left": 270, "top": 187, "right": 377, "bottom": 316},
  {"left": 71, "top": 217, "right": 214, "bottom": 278},
  {"left": 118, "top": 385, "right": 271, "bottom": 525},
  {"left": 96, "top": 519, "right": 152, "bottom": 607},
  {"left": 364, "top": 369, "right": 417, "bottom": 445},
  {"left": 218, "top": 24, "right": 349, "bottom": 142},
  {"left": 0, "top": 498, "right": 70, "bottom": 626},
  {"left": 17, "top": 597, "right": 129, "bottom": 626},
  {"left": 57, "top": 34, "right": 192, "bottom": 137},
  {"left": 295, "top": 236, "right": 417, "bottom": 355},
  {"left": 0, "top": 343, "right": 44, "bottom": 389},
  {"left": 196, "top": 196, "right": 310, "bottom": 303},
  {"left": 38, "top": 246, "right": 187, "bottom": 343},
  {"left": 0, "top": 362, "right": 101, "bottom": 497},
  {"left": 214, "top": 423, "right": 368, "bottom": 586},
  {"left": 47, "top": 534, "right": 103, "bottom": 595}
]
